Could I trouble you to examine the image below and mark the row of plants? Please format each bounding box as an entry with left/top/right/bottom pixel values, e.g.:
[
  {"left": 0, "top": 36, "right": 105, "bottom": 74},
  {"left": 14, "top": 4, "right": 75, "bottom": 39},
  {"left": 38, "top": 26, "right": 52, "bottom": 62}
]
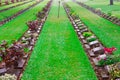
[
  {"left": 64, "top": 2, "right": 120, "bottom": 80},
  {"left": 75, "top": 1, "right": 120, "bottom": 26},
  {"left": 0, "top": 0, "right": 43, "bottom": 26},
  {"left": 82, "top": 31, "right": 120, "bottom": 68},
  {"left": 0, "top": 0, "right": 52, "bottom": 79},
  {"left": 0, "top": 0, "right": 32, "bottom": 13},
  {"left": 0, "top": 0, "right": 37, "bottom": 20},
  {"left": 0, "top": 0, "right": 26, "bottom": 6}
]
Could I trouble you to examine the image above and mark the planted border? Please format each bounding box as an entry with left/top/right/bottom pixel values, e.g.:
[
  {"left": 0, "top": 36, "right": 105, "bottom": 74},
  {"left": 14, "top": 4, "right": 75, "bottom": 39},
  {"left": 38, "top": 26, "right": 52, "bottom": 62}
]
[
  {"left": 63, "top": 2, "right": 120, "bottom": 80},
  {"left": 0, "top": 0, "right": 33, "bottom": 13},
  {"left": 0, "top": 0, "right": 52, "bottom": 80},
  {"left": 73, "top": 0, "right": 120, "bottom": 26},
  {"left": 0, "top": 0, "right": 43, "bottom": 27}
]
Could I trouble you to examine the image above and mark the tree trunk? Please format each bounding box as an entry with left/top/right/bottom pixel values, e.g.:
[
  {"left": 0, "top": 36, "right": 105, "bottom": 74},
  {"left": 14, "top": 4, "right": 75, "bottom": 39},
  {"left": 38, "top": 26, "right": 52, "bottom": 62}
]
[
  {"left": 110, "top": 0, "right": 114, "bottom": 5},
  {"left": 0, "top": 0, "right": 1, "bottom": 6}
]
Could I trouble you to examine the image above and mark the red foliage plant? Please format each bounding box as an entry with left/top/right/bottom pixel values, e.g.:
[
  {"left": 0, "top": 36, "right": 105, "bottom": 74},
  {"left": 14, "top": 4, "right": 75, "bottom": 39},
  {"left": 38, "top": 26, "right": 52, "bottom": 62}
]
[
  {"left": 5, "top": 1, "right": 9, "bottom": 5},
  {"left": 27, "top": 20, "right": 38, "bottom": 31},
  {"left": 104, "top": 47, "right": 117, "bottom": 54},
  {"left": 11, "top": 0, "right": 14, "bottom": 3}
]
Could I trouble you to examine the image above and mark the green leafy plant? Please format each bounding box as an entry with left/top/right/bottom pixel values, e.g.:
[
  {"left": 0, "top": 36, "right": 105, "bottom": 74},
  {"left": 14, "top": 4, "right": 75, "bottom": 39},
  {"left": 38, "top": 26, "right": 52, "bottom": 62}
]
[
  {"left": 24, "top": 48, "right": 29, "bottom": 53},
  {"left": 98, "top": 54, "right": 120, "bottom": 66},
  {"left": 0, "top": 57, "right": 2, "bottom": 62},
  {"left": 87, "top": 37, "right": 96, "bottom": 42},
  {"left": 107, "top": 12, "right": 112, "bottom": 16},
  {"left": 83, "top": 32, "right": 93, "bottom": 38}
]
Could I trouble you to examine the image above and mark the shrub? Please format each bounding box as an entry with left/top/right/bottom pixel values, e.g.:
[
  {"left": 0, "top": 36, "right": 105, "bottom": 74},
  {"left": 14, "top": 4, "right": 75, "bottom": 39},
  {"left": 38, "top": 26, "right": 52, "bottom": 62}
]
[
  {"left": 24, "top": 48, "right": 29, "bottom": 53},
  {"left": 5, "top": 1, "right": 9, "bottom": 5},
  {"left": 4, "top": 41, "right": 25, "bottom": 67},
  {"left": 27, "top": 20, "right": 38, "bottom": 31},
  {"left": 109, "top": 62, "right": 120, "bottom": 79},
  {"left": 87, "top": 37, "right": 96, "bottom": 42},
  {"left": 98, "top": 54, "right": 120, "bottom": 66},
  {"left": 104, "top": 47, "right": 117, "bottom": 55},
  {"left": 83, "top": 32, "right": 93, "bottom": 38},
  {"left": 107, "top": 12, "right": 112, "bottom": 16},
  {"left": 11, "top": 0, "right": 15, "bottom": 3},
  {"left": 0, "top": 74, "right": 17, "bottom": 80},
  {"left": 0, "top": 57, "right": 2, "bottom": 62}
]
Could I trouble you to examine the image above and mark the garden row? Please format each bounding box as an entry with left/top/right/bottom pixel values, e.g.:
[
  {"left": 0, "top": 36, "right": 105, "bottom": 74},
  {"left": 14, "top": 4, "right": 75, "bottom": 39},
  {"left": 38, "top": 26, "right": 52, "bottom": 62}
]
[
  {"left": 0, "top": 0, "right": 28, "bottom": 10},
  {"left": 0, "top": 0, "right": 26, "bottom": 6},
  {"left": 74, "top": 0, "right": 120, "bottom": 26},
  {"left": 0, "top": 0, "right": 52, "bottom": 80},
  {"left": 0, "top": 0, "right": 32, "bottom": 13},
  {"left": 0, "top": 0, "right": 49, "bottom": 45},
  {"left": 63, "top": 2, "right": 120, "bottom": 80},
  {"left": 0, "top": 0, "right": 43, "bottom": 26}
]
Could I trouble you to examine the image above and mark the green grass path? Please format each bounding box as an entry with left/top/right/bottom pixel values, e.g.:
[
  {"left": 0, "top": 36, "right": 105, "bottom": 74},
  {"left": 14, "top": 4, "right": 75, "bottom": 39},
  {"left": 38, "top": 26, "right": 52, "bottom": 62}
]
[
  {"left": 22, "top": 0, "right": 97, "bottom": 80},
  {"left": 67, "top": 1, "right": 120, "bottom": 54}
]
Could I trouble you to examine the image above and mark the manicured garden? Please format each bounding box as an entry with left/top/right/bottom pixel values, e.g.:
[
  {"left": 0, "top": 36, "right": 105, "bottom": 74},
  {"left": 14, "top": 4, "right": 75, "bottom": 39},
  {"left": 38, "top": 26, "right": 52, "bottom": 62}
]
[
  {"left": 0, "top": 0, "right": 36, "bottom": 20},
  {"left": 0, "top": 0, "right": 30, "bottom": 11},
  {"left": 67, "top": 1, "right": 120, "bottom": 54},
  {"left": 0, "top": 0, "right": 120, "bottom": 80},
  {"left": 22, "top": 1, "right": 97, "bottom": 79}
]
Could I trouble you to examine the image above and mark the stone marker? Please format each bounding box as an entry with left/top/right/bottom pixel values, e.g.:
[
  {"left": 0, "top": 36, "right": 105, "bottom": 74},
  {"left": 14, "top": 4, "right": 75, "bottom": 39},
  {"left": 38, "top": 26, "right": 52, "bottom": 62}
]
[
  {"left": 0, "top": 68, "right": 7, "bottom": 75},
  {"left": 88, "top": 50, "right": 95, "bottom": 57},
  {"left": 79, "top": 26, "right": 86, "bottom": 30},
  {"left": 89, "top": 40, "right": 99, "bottom": 48},
  {"left": 79, "top": 35, "right": 84, "bottom": 39},
  {"left": 93, "top": 58, "right": 99, "bottom": 65},
  {"left": 16, "top": 59, "right": 25, "bottom": 69},
  {"left": 92, "top": 47, "right": 104, "bottom": 54},
  {"left": 86, "top": 35, "right": 96, "bottom": 41},
  {"left": 84, "top": 44, "right": 90, "bottom": 49},
  {"left": 82, "top": 39, "right": 87, "bottom": 44},
  {"left": 80, "top": 28, "right": 88, "bottom": 33}
]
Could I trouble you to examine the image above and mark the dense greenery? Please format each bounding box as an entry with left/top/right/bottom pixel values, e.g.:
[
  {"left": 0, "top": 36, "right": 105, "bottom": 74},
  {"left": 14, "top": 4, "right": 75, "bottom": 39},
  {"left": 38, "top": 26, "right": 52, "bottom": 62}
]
[{"left": 22, "top": 1, "right": 97, "bottom": 80}]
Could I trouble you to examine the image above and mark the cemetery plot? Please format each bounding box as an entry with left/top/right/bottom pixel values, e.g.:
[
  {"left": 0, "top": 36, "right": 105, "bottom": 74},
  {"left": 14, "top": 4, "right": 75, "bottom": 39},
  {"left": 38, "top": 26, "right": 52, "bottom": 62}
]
[
  {"left": 22, "top": 0, "right": 97, "bottom": 79},
  {"left": 0, "top": 0, "right": 52, "bottom": 79},
  {"left": 65, "top": 1, "right": 120, "bottom": 80},
  {"left": 74, "top": 0, "right": 120, "bottom": 26},
  {"left": 0, "top": 0, "right": 33, "bottom": 13},
  {"left": 0, "top": 0, "right": 43, "bottom": 26}
]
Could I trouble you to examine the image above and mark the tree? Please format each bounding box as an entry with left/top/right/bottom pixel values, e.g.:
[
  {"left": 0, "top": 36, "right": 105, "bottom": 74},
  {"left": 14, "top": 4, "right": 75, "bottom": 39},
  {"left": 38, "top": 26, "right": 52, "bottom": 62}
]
[{"left": 110, "top": 0, "right": 114, "bottom": 5}]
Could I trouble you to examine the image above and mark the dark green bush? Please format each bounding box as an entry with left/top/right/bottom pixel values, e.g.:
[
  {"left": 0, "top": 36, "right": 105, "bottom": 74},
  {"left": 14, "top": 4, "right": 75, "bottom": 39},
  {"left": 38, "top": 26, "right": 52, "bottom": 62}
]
[
  {"left": 87, "top": 37, "right": 96, "bottom": 42},
  {"left": 98, "top": 54, "right": 120, "bottom": 66}
]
